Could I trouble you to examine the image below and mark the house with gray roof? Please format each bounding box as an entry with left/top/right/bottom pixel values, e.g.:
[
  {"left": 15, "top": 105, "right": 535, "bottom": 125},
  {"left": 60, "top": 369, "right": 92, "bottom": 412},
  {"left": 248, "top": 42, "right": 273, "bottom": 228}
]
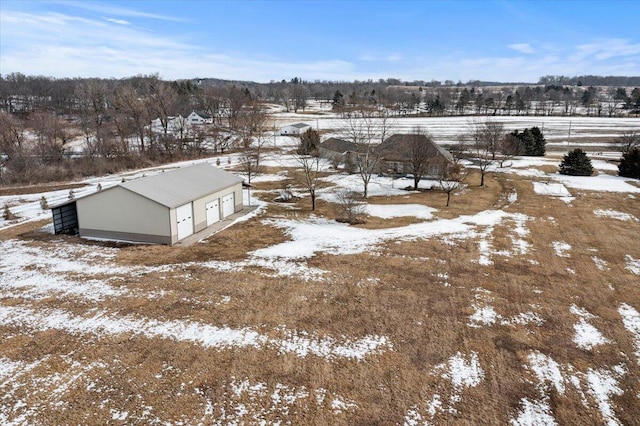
[
  {"left": 377, "top": 134, "right": 454, "bottom": 177},
  {"left": 280, "top": 122, "right": 311, "bottom": 136},
  {"left": 51, "top": 163, "right": 244, "bottom": 245}
]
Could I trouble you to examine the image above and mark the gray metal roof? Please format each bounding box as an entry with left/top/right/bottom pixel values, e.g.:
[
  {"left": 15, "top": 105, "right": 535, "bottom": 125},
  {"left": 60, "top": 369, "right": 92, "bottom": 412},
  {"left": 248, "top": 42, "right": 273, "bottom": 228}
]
[
  {"left": 120, "top": 163, "right": 243, "bottom": 208},
  {"left": 290, "top": 123, "right": 311, "bottom": 128}
]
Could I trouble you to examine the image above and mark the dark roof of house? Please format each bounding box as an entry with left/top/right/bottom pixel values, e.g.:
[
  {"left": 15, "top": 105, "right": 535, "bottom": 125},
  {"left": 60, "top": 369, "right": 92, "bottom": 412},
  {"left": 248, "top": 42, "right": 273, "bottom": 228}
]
[
  {"left": 289, "top": 122, "right": 311, "bottom": 129},
  {"left": 192, "top": 111, "right": 212, "bottom": 119},
  {"left": 378, "top": 134, "right": 454, "bottom": 162},
  {"left": 319, "top": 138, "right": 361, "bottom": 154}
]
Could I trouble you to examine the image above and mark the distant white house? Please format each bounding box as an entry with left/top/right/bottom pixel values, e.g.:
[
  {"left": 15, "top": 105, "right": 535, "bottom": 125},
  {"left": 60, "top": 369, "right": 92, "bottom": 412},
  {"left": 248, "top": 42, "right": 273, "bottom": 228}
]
[
  {"left": 187, "top": 111, "right": 213, "bottom": 125},
  {"left": 280, "top": 122, "right": 311, "bottom": 136},
  {"left": 150, "top": 115, "right": 188, "bottom": 136}
]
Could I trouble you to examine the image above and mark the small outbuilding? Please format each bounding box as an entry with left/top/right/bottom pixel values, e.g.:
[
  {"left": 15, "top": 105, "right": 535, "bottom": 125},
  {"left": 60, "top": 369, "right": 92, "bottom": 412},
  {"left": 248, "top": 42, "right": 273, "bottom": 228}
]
[
  {"left": 280, "top": 122, "right": 311, "bottom": 136},
  {"left": 51, "top": 163, "right": 244, "bottom": 245}
]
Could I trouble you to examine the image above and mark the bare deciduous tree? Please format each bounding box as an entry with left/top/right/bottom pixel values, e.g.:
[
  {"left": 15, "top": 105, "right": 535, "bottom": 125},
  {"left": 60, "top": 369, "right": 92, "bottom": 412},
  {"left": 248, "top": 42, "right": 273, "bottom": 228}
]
[
  {"left": 294, "top": 148, "right": 322, "bottom": 210},
  {"left": 340, "top": 112, "right": 395, "bottom": 198},
  {"left": 334, "top": 189, "right": 365, "bottom": 224},
  {"left": 613, "top": 131, "right": 640, "bottom": 154},
  {"left": 115, "top": 84, "right": 149, "bottom": 152},
  {"left": 407, "top": 127, "right": 438, "bottom": 190},
  {"left": 438, "top": 162, "right": 467, "bottom": 207}
]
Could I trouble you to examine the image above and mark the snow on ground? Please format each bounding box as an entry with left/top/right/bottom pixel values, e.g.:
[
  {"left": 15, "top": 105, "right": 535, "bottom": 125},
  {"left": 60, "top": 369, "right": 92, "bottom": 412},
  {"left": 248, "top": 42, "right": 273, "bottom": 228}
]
[
  {"left": 552, "top": 241, "right": 571, "bottom": 257},
  {"left": 594, "top": 209, "right": 639, "bottom": 222},
  {"left": 553, "top": 172, "right": 640, "bottom": 193},
  {"left": 364, "top": 203, "right": 436, "bottom": 220},
  {"left": 194, "top": 377, "right": 356, "bottom": 423},
  {"left": 404, "top": 351, "right": 484, "bottom": 424},
  {"left": 532, "top": 182, "right": 572, "bottom": 197},
  {"left": 592, "top": 256, "right": 610, "bottom": 271},
  {"left": 252, "top": 209, "right": 527, "bottom": 261},
  {"left": 510, "top": 398, "right": 557, "bottom": 426},
  {"left": 520, "top": 350, "right": 626, "bottom": 426},
  {"left": 625, "top": 255, "right": 640, "bottom": 275},
  {"left": 586, "top": 368, "right": 624, "bottom": 426},
  {"left": 570, "top": 305, "right": 611, "bottom": 351},
  {"left": 319, "top": 173, "right": 438, "bottom": 200},
  {"left": 619, "top": 304, "right": 640, "bottom": 363},
  {"left": 527, "top": 352, "right": 565, "bottom": 395},
  {"left": 0, "top": 305, "right": 391, "bottom": 361}
]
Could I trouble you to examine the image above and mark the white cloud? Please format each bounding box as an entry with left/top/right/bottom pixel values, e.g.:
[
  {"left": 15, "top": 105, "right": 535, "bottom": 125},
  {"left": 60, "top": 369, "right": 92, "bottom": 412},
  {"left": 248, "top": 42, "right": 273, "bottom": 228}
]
[
  {"left": 51, "top": 0, "right": 184, "bottom": 22},
  {"left": 508, "top": 43, "right": 535, "bottom": 54},
  {"left": 105, "top": 18, "right": 130, "bottom": 25}
]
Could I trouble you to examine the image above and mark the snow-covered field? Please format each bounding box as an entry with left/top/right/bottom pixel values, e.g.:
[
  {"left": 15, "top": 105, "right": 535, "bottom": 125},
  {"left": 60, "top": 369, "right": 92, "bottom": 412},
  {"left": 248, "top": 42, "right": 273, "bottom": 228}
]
[{"left": 1, "top": 114, "right": 640, "bottom": 424}]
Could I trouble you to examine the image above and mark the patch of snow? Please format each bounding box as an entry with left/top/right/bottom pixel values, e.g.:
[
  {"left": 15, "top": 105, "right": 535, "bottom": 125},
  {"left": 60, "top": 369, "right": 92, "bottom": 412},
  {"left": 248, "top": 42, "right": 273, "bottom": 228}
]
[
  {"left": 503, "top": 311, "right": 544, "bottom": 327},
  {"left": 0, "top": 305, "right": 392, "bottom": 361},
  {"left": 469, "top": 306, "right": 500, "bottom": 327},
  {"left": 592, "top": 256, "right": 609, "bottom": 271},
  {"left": 585, "top": 369, "right": 623, "bottom": 426},
  {"left": 532, "top": 182, "right": 572, "bottom": 197},
  {"left": 437, "top": 351, "right": 484, "bottom": 390},
  {"left": 331, "top": 397, "right": 357, "bottom": 415},
  {"left": 364, "top": 203, "right": 436, "bottom": 220},
  {"left": 624, "top": 255, "right": 640, "bottom": 275},
  {"left": 619, "top": 303, "right": 640, "bottom": 363},
  {"left": 195, "top": 378, "right": 355, "bottom": 423},
  {"left": 573, "top": 320, "right": 610, "bottom": 351},
  {"left": 527, "top": 352, "right": 565, "bottom": 395},
  {"left": 554, "top": 172, "right": 640, "bottom": 193},
  {"left": 510, "top": 398, "right": 557, "bottom": 426},
  {"left": 552, "top": 241, "right": 571, "bottom": 257},
  {"left": 594, "top": 209, "right": 638, "bottom": 222}
]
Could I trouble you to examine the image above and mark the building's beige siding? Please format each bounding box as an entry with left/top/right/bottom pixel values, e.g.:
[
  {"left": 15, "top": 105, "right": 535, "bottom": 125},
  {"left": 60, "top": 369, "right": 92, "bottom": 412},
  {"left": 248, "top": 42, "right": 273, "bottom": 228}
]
[
  {"left": 168, "top": 182, "right": 243, "bottom": 244},
  {"left": 77, "top": 187, "right": 170, "bottom": 243}
]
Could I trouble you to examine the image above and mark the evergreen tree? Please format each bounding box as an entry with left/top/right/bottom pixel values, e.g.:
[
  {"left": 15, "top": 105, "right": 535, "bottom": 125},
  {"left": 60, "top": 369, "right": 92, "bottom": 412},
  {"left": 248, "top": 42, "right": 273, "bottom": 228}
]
[
  {"left": 618, "top": 148, "right": 640, "bottom": 179},
  {"left": 529, "top": 126, "right": 546, "bottom": 156},
  {"left": 559, "top": 149, "right": 593, "bottom": 176},
  {"left": 298, "top": 128, "right": 320, "bottom": 156},
  {"left": 511, "top": 127, "right": 546, "bottom": 156}
]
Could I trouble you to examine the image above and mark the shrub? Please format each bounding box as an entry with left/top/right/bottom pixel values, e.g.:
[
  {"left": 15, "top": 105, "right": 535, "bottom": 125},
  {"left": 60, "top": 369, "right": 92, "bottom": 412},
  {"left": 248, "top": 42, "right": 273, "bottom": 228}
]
[
  {"left": 3, "top": 203, "right": 17, "bottom": 220},
  {"left": 334, "top": 189, "right": 365, "bottom": 224},
  {"left": 618, "top": 148, "right": 640, "bottom": 179},
  {"left": 559, "top": 149, "right": 593, "bottom": 176},
  {"left": 40, "top": 196, "right": 49, "bottom": 210}
]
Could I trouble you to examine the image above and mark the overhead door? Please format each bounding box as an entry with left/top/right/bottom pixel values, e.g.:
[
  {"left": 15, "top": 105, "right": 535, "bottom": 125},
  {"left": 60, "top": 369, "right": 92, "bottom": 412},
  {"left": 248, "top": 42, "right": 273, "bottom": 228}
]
[
  {"left": 205, "top": 199, "right": 220, "bottom": 226},
  {"left": 221, "top": 193, "right": 235, "bottom": 218},
  {"left": 176, "top": 203, "right": 194, "bottom": 240}
]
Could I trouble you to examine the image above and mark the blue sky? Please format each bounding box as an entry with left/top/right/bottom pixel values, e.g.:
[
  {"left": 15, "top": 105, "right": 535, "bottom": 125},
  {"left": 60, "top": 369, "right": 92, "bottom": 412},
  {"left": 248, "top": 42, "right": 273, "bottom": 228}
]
[{"left": 1, "top": 0, "right": 639, "bottom": 82}]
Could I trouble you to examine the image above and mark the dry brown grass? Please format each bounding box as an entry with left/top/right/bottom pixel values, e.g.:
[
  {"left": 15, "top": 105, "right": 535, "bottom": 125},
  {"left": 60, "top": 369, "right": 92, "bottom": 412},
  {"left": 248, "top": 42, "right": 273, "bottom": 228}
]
[{"left": 2, "top": 167, "right": 640, "bottom": 424}]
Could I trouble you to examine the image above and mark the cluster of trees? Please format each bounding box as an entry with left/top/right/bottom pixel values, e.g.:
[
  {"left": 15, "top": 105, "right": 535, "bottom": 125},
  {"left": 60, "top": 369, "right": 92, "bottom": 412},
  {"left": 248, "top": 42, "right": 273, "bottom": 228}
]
[
  {"left": 0, "top": 74, "right": 272, "bottom": 185},
  {"left": 510, "top": 127, "right": 546, "bottom": 156},
  {"left": 558, "top": 131, "right": 639, "bottom": 178}
]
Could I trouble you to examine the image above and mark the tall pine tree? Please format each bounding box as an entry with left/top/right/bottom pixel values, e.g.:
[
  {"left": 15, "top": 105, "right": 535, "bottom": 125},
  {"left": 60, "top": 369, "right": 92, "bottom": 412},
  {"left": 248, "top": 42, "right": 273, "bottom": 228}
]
[
  {"left": 618, "top": 148, "right": 640, "bottom": 179},
  {"left": 559, "top": 149, "right": 593, "bottom": 176},
  {"left": 511, "top": 127, "right": 546, "bottom": 156}
]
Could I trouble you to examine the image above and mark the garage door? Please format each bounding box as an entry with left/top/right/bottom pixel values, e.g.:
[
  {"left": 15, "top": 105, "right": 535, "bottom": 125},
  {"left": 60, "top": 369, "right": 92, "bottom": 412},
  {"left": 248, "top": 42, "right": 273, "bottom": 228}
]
[
  {"left": 221, "top": 193, "right": 235, "bottom": 218},
  {"left": 205, "top": 199, "right": 220, "bottom": 226},
  {"left": 176, "top": 203, "right": 194, "bottom": 240}
]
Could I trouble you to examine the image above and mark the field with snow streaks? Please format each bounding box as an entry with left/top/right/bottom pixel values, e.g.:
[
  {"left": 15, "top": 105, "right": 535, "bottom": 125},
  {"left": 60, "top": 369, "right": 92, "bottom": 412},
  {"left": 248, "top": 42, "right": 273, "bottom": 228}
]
[{"left": 1, "top": 116, "right": 640, "bottom": 424}]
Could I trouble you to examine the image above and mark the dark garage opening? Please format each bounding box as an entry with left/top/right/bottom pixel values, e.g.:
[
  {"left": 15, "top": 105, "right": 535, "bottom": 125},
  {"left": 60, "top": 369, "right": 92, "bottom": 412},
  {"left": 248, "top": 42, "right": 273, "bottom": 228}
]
[{"left": 52, "top": 201, "right": 79, "bottom": 235}]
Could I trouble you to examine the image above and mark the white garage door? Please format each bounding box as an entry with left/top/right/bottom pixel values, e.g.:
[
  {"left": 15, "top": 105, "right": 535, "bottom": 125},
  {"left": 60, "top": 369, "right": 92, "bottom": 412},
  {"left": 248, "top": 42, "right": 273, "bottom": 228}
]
[
  {"left": 221, "top": 193, "right": 235, "bottom": 218},
  {"left": 176, "top": 203, "right": 194, "bottom": 240},
  {"left": 205, "top": 199, "right": 220, "bottom": 226}
]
